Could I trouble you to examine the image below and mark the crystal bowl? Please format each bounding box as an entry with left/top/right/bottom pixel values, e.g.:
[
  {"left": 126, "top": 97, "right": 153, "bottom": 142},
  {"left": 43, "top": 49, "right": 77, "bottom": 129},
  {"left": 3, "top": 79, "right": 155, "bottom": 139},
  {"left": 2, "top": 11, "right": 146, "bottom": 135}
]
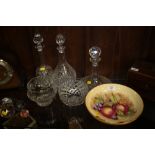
[{"left": 58, "top": 79, "right": 88, "bottom": 107}]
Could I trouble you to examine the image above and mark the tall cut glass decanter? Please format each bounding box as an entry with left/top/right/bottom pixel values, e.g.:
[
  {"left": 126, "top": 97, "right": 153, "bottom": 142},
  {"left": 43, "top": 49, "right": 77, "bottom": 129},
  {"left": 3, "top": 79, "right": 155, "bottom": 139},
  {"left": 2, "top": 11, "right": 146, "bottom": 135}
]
[
  {"left": 82, "top": 46, "right": 111, "bottom": 90},
  {"left": 52, "top": 34, "right": 76, "bottom": 90},
  {"left": 33, "top": 33, "right": 53, "bottom": 77},
  {"left": 27, "top": 33, "right": 56, "bottom": 107}
]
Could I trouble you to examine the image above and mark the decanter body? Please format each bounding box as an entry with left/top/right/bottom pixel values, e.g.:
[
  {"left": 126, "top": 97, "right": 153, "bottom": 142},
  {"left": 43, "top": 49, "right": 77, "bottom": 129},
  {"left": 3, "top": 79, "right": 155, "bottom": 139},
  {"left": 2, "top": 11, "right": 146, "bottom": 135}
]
[
  {"left": 52, "top": 34, "right": 76, "bottom": 91},
  {"left": 83, "top": 46, "right": 111, "bottom": 90}
]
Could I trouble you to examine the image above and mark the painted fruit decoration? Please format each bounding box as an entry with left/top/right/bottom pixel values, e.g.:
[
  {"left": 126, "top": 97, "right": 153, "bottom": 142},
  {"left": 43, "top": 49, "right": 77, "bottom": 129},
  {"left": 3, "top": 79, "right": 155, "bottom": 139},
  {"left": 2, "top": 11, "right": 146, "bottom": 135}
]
[{"left": 92, "top": 92, "right": 136, "bottom": 120}]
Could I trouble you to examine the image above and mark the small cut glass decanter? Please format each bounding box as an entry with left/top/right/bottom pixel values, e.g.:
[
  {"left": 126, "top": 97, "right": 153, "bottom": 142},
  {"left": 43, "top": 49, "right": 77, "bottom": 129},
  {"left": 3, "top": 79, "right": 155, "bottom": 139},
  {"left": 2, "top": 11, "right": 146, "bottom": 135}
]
[
  {"left": 52, "top": 34, "right": 76, "bottom": 90},
  {"left": 33, "top": 33, "right": 53, "bottom": 77},
  {"left": 82, "top": 46, "right": 111, "bottom": 90}
]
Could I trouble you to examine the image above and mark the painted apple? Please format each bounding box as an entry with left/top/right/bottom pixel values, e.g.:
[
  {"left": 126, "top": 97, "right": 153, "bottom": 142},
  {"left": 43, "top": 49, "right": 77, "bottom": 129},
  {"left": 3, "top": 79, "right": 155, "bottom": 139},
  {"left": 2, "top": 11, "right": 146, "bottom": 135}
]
[
  {"left": 101, "top": 106, "right": 116, "bottom": 119},
  {"left": 116, "top": 104, "right": 129, "bottom": 115}
]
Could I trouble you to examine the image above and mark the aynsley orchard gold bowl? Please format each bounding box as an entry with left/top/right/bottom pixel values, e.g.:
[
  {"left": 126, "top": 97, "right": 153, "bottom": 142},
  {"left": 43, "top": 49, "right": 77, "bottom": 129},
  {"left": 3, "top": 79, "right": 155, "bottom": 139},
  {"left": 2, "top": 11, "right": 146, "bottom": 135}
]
[{"left": 85, "top": 83, "right": 144, "bottom": 125}]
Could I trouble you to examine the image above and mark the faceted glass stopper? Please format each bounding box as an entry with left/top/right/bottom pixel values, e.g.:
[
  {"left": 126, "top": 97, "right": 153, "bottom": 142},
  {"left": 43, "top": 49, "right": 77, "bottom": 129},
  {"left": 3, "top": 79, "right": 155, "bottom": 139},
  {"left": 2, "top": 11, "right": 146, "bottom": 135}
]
[
  {"left": 56, "top": 34, "right": 65, "bottom": 46},
  {"left": 89, "top": 46, "right": 101, "bottom": 67},
  {"left": 89, "top": 46, "right": 101, "bottom": 59},
  {"left": 33, "top": 33, "right": 44, "bottom": 44},
  {"left": 33, "top": 33, "right": 44, "bottom": 52}
]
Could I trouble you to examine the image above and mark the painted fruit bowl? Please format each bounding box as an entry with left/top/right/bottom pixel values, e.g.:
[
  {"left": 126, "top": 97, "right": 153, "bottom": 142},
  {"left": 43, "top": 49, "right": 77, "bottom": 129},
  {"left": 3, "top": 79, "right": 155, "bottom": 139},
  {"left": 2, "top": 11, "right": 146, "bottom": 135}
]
[{"left": 85, "top": 83, "right": 144, "bottom": 125}]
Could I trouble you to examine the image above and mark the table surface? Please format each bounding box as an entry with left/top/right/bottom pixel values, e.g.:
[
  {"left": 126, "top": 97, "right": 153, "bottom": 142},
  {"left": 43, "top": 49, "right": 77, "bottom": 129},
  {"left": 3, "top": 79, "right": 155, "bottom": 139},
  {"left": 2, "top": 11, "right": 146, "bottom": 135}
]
[{"left": 0, "top": 86, "right": 155, "bottom": 129}]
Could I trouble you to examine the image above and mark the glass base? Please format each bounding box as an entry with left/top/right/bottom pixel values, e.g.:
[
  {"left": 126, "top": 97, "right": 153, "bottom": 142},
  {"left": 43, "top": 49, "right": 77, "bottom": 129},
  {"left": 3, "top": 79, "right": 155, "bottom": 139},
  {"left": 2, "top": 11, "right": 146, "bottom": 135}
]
[
  {"left": 82, "top": 75, "right": 111, "bottom": 90},
  {"left": 35, "top": 105, "right": 55, "bottom": 128}
]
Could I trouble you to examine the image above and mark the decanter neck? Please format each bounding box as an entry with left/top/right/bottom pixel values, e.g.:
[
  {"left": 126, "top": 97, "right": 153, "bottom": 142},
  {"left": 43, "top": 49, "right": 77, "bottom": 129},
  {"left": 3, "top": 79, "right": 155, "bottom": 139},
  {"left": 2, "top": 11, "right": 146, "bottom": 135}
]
[
  {"left": 58, "top": 50, "right": 66, "bottom": 63},
  {"left": 91, "top": 65, "right": 99, "bottom": 78},
  {"left": 38, "top": 51, "right": 45, "bottom": 65}
]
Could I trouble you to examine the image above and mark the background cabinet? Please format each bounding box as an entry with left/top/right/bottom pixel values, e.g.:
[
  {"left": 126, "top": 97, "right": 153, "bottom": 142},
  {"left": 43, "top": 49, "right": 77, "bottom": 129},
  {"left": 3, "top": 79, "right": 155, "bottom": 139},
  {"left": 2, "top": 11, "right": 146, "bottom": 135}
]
[{"left": 0, "top": 26, "right": 154, "bottom": 86}]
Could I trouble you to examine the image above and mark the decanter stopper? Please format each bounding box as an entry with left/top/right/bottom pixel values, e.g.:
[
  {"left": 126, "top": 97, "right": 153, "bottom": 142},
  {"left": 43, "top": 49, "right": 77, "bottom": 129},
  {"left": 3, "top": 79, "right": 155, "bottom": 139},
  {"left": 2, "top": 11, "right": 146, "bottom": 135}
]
[
  {"left": 56, "top": 34, "right": 65, "bottom": 45},
  {"left": 89, "top": 46, "right": 101, "bottom": 67},
  {"left": 33, "top": 33, "right": 44, "bottom": 52},
  {"left": 56, "top": 34, "right": 66, "bottom": 53}
]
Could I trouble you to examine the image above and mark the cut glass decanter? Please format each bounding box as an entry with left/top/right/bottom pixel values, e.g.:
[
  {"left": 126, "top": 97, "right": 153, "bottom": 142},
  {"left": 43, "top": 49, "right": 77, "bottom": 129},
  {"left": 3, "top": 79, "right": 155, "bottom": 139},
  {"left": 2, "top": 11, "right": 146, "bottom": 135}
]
[
  {"left": 33, "top": 33, "right": 53, "bottom": 77},
  {"left": 27, "top": 33, "right": 56, "bottom": 107},
  {"left": 51, "top": 34, "right": 76, "bottom": 91},
  {"left": 82, "top": 46, "right": 111, "bottom": 90}
]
